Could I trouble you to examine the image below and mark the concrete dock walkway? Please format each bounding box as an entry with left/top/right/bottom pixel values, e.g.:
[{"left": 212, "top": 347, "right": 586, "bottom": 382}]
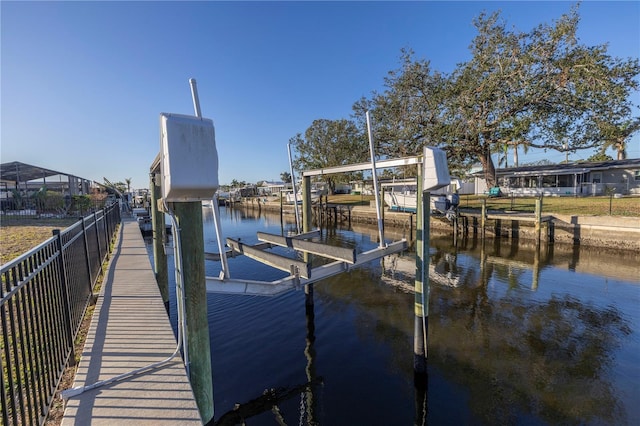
[{"left": 62, "top": 218, "right": 202, "bottom": 425}]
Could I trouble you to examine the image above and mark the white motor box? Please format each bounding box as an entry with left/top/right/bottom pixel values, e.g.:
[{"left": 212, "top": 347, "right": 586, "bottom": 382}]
[
  {"left": 160, "top": 113, "right": 219, "bottom": 202},
  {"left": 423, "top": 147, "right": 450, "bottom": 191}
]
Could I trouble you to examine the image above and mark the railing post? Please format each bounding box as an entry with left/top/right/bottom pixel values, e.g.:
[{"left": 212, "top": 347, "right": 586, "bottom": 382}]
[
  {"left": 93, "top": 211, "right": 102, "bottom": 262},
  {"left": 115, "top": 200, "right": 121, "bottom": 225},
  {"left": 102, "top": 208, "right": 110, "bottom": 255},
  {"left": 53, "top": 230, "right": 76, "bottom": 367},
  {"left": 79, "top": 217, "right": 95, "bottom": 295},
  {"left": 105, "top": 204, "right": 113, "bottom": 243}
]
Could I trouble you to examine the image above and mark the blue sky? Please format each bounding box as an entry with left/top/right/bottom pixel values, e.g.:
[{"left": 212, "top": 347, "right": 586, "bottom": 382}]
[{"left": 2, "top": 1, "right": 639, "bottom": 190}]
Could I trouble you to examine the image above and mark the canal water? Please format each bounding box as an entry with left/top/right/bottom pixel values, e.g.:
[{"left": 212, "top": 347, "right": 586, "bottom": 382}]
[{"left": 152, "top": 206, "right": 640, "bottom": 425}]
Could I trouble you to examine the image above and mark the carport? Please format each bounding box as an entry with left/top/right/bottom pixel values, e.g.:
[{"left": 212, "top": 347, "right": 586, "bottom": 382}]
[{"left": 0, "top": 161, "right": 92, "bottom": 195}]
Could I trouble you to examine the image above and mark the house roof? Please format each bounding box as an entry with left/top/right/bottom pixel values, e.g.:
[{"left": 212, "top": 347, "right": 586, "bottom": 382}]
[
  {"left": 0, "top": 161, "right": 87, "bottom": 184},
  {"left": 496, "top": 158, "right": 640, "bottom": 177}
]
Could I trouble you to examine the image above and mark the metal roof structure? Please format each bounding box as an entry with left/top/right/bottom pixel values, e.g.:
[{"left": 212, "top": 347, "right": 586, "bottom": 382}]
[
  {"left": 0, "top": 161, "right": 84, "bottom": 184},
  {"left": 471, "top": 158, "right": 640, "bottom": 177},
  {"left": 499, "top": 158, "right": 640, "bottom": 175}
]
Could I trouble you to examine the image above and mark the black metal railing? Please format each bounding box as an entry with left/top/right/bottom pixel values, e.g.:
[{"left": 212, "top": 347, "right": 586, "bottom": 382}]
[
  {"left": 0, "top": 202, "right": 121, "bottom": 425},
  {"left": 0, "top": 194, "right": 114, "bottom": 220}
]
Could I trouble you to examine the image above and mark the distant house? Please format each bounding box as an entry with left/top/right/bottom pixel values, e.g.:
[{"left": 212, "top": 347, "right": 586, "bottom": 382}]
[
  {"left": 257, "top": 181, "right": 291, "bottom": 196},
  {"left": 350, "top": 180, "right": 374, "bottom": 195},
  {"left": 474, "top": 159, "right": 640, "bottom": 196},
  {"left": 334, "top": 183, "right": 352, "bottom": 194}
]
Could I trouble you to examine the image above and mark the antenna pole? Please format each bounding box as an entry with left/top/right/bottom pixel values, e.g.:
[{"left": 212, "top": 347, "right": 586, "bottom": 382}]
[{"left": 189, "top": 78, "right": 202, "bottom": 118}]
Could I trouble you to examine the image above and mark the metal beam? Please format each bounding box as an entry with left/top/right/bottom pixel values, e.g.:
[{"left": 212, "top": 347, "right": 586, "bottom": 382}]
[
  {"left": 302, "top": 156, "right": 422, "bottom": 177},
  {"left": 205, "top": 242, "right": 273, "bottom": 261},
  {"left": 150, "top": 151, "right": 162, "bottom": 174},
  {"left": 289, "top": 230, "right": 321, "bottom": 239},
  {"left": 203, "top": 232, "right": 320, "bottom": 261},
  {"left": 206, "top": 239, "right": 408, "bottom": 296},
  {"left": 257, "top": 232, "right": 356, "bottom": 264},
  {"left": 226, "top": 238, "right": 311, "bottom": 279}
]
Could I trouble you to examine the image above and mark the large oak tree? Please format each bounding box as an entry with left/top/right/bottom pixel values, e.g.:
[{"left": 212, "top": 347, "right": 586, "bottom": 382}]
[
  {"left": 290, "top": 118, "right": 368, "bottom": 193},
  {"left": 355, "top": 5, "right": 639, "bottom": 187}
]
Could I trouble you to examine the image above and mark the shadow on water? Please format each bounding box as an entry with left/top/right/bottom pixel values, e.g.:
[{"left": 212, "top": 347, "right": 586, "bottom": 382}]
[{"left": 152, "top": 206, "right": 639, "bottom": 425}]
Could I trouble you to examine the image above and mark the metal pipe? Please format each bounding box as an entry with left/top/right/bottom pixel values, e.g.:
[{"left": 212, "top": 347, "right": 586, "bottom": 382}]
[
  {"left": 165, "top": 203, "right": 189, "bottom": 374},
  {"left": 191, "top": 78, "right": 229, "bottom": 279},
  {"left": 189, "top": 78, "right": 202, "bottom": 118},
  {"left": 366, "top": 111, "right": 384, "bottom": 247},
  {"left": 211, "top": 194, "right": 231, "bottom": 279},
  {"left": 288, "top": 143, "right": 301, "bottom": 233}
]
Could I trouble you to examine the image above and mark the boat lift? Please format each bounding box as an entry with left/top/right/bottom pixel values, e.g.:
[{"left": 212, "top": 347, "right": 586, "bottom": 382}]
[{"left": 205, "top": 111, "right": 450, "bottom": 297}]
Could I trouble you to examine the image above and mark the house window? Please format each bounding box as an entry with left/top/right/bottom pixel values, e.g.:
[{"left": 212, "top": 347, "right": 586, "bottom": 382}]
[
  {"left": 591, "top": 172, "right": 602, "bottom": 184},
  {"left": 557, "top": 174, "right": 573, "bottom": 187},
  {"left": 508, "top": 177, "right": 522, "bottom": 188},
  {"left": 635, "top": 170, "right": 640, "bottom": 181}
]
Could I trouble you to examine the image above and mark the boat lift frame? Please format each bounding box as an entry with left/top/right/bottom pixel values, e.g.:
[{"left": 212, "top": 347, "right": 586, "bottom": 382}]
[{"left": 205, "top": 111, "right": 432, "bottom": 297}]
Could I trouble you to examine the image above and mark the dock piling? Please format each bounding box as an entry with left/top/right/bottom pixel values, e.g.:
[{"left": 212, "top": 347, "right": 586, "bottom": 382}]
[
  {"left": 302, "top": 176, "right": 314, "bottom": 307},
  {"left": 172, "top": 201, "right": 214, "bottom": 424},
  {"left": 150, "top": 172, "right": 169, "bottom": 312},
  {"left": 414, "top": 163, "right": 429, "bottom": 379},
  {"left": 534, "top": 198, "right": 543, "bottom": 243},
  {"left": 481, "top": 199, "right": 487, "bottom": 237}
]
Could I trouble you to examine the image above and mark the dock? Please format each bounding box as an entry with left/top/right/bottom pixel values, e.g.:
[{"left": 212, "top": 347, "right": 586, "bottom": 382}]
[{"left": 62, "top": 218, "right": 202, "bottom": 425}]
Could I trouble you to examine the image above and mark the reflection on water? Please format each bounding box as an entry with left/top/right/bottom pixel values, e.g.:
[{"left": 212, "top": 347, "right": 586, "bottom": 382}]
[
  {"left": 155, "top": 206, "right": 639, "bottom": 425},
  {"left": 384, "top": 234, "right": 639, "bottom": 425}
]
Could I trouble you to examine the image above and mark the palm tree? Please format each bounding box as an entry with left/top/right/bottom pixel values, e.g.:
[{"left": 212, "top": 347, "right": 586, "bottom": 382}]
[
  {"left": 511, "top": 140, "right": 529, "bottom": 168},
  {"left": 495, "top": 140, "right": 529, "bottom": 168},
  {"left": 280, "top": 171, "right": 291, "bottom": 183},
  {"left": 598, "top": 118, "right": 640, "bottom": 160}
]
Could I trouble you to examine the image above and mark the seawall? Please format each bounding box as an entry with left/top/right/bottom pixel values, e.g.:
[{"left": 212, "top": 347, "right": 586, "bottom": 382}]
[{"left": 244, "top": 201, "right": 640, "bottom": 251}]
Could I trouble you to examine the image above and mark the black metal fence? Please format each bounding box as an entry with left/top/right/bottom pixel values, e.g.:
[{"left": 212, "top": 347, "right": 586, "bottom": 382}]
[
  {"left": 0, "top": 194, "right": 115, "bottom": 220},
  {"left": 0, "top": 202, "right": 121, "bottom": 425}
]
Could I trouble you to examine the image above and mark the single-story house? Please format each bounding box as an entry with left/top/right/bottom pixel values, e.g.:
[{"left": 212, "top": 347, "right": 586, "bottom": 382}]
[
  {"left": 474, "top": 158, "right": 640, "bottom": 196},
  {"left": 257, "top": 181, "right": 292, "bottom": 196}
]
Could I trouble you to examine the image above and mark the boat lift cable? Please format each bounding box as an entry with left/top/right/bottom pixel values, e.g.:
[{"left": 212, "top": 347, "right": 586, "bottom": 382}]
[{"left": 61, "top": 203, "right": 188, "bottom": 399}]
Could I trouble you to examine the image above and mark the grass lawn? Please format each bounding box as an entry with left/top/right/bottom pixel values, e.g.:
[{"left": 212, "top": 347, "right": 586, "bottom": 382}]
[
  {"left": 0, "top": 217, "right": 79, "bottom": 265},
  {"left": 326, "top": 193, "right": 640, "bottom": 217}
]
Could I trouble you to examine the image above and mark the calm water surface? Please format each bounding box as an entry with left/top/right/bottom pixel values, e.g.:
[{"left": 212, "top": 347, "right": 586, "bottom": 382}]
[{"left": 152, "top": 206, "right": 640, "bottom": 425}]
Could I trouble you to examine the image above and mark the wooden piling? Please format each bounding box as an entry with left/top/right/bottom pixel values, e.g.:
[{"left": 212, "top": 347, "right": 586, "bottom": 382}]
[
  {"left": 150, "top": 173, "right": 169, "bottom": 312},
  {"left": 302, "top": 176, "right": 314, "bottom": 307},
  {"left": 172, "top": 201, "right": 214, "bottom": 424},
  {"left": 481, "top": 199, "right": 487, "bottom": 237},
  {"left": 534, "top": 198, "right": 543, "bottom": 243},
  {"left": 414, "top": 164, "right": 428, "bottom": 378}
]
